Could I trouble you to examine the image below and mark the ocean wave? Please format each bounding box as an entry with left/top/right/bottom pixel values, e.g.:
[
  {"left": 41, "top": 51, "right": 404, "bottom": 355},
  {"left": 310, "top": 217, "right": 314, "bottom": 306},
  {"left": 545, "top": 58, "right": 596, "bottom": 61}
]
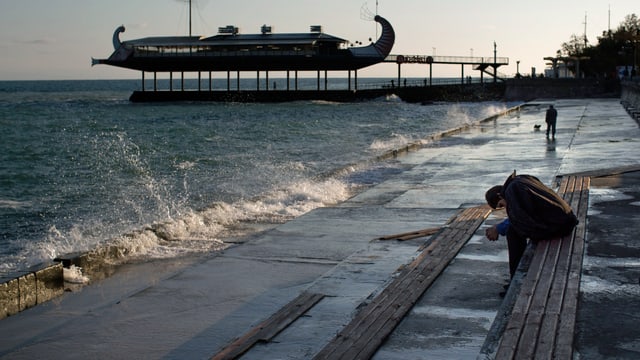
[
  {"left": 4, "top": 176, "right": 355, "bottom": 273},
  {"left": 369, "top": 133, "right": 415, "bottom": 151},
  {"left": 0, "top": 199, "right": 31, "bottom": 209}
]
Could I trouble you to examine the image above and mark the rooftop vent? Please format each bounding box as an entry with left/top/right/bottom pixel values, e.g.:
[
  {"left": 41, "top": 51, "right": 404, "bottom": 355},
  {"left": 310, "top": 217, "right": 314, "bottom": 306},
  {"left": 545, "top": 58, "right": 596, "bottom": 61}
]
[
  {"left": 310, "top": 25, "right": 322, "bottom": 33},
  {"left": 261, "top": 25, "right": 272, "bottom": 34},
  {"left": 218, "top": 25, "right": 239, "bottom": 35}
]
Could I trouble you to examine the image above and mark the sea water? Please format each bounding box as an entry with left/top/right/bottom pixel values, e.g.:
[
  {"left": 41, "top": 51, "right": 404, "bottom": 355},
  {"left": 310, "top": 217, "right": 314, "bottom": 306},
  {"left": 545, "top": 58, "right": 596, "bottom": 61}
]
[{"left": 0, "top": 79, "right": 512, "bottom": 275}]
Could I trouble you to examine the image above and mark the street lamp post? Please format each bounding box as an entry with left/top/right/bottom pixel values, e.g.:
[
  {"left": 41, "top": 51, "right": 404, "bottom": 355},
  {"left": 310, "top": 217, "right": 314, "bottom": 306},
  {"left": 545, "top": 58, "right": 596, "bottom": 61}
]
[{"left": 493, "top": 41, "right": 497, "bottom": 83}]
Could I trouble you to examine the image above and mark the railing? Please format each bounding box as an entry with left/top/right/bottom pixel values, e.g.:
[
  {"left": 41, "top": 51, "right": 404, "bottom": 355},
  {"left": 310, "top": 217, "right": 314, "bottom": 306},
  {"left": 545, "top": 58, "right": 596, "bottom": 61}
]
[
  {"left": 132, "top": 46, "right": 319, "bottom": 58},
  {"left": 385, "top": 54, "right": 509, "bottom": 65},
  {"left": 355, "top": 77, "right": 494, "bottom": 90}
]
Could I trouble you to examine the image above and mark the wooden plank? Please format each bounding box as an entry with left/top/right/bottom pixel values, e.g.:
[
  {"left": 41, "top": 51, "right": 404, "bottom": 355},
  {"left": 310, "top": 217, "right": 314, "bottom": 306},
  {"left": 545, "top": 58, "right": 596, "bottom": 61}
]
[
  {"left": 314, "top": 206, "right": 491, "bottom": 360},
  {"left": 554, "top": 176, "right": 590, "bottom": 359},
  {"left": 211, "top": 292, "right": 325, "bottom": 360},
  {"left": 378, "top": 227, "right": 440, "bottom": 241}
]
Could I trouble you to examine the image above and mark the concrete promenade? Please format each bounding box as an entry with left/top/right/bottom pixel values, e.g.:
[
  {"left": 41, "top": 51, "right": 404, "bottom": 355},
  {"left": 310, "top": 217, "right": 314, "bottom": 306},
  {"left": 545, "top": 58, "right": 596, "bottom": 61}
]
[{"left": 1, "top": 98, "right": 639, "bottom": 359}]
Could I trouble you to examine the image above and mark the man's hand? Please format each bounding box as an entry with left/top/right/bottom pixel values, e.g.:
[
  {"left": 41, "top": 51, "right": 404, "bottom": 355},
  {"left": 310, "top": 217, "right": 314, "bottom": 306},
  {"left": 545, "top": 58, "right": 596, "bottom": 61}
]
[{"left": 485, "top": 225, "right": 499, "bottom": 241}]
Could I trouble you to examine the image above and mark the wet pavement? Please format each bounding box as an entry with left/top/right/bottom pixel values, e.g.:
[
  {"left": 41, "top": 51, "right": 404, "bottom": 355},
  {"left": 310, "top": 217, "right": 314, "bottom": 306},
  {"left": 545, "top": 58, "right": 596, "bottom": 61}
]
[
  {"left": 577, "top": 170, "right": 640, "bottom": 359},
  {"left": 0, "top": 98, "right": 639, "bottom": 359}
]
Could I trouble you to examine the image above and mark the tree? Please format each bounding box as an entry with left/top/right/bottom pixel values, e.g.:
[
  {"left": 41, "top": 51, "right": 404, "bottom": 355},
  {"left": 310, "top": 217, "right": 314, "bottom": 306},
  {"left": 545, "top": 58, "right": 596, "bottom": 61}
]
[
  {"left": 560, "top": 34, "right": 586, "bottom": 57},
  {"left": 556, "top": 13, "right": 639, "bottom": 78}
]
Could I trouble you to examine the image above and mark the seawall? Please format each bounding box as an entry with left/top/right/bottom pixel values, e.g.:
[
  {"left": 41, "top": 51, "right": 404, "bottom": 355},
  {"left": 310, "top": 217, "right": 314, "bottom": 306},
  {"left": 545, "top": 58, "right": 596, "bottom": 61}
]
[{"left": 504, "top": 78, "right": 620, "bottom": 101}]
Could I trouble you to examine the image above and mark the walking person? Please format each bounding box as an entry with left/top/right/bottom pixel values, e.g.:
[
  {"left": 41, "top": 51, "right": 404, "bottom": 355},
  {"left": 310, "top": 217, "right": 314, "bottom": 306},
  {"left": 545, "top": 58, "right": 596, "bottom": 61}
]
[
  {"left": 484, "top": 172, "right": 578, "bottom": 281},
  {"left": 545, "top": 104, "right": 557, "bottom": 139}
]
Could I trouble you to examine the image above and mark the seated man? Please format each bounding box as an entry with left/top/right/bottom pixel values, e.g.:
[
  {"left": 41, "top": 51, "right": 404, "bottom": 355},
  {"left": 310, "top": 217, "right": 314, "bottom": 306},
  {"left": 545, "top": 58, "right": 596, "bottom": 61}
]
[{"left": 485, "top": 172, "right": 578, "bottom": 278}]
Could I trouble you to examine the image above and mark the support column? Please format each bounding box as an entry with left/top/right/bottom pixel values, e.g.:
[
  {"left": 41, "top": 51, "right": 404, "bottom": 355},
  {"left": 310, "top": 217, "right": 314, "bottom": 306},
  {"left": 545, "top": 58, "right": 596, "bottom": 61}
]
[
  {"left": 324, "top": 70, "right": 328, "bottom": 90},
  {"left": 181, "top": 72, "right": 184, "bottom": 91},
  {"left": 256, "top": 71, "right": 260, "bottom": 91},
  {"left": 493, "top": 41, "right": 497, "bottom": 83},
  {"left": 170, "top": 72, "right": 173, "bottom": 91},
  {"left": 429, "top": 64, "right": 432, "bottom": 86},
  {"left": 198, "top": 72, "right": 201, "bottom": 91},
  {"left": 209, "top": 71, "right": 212, "bottom": 91},
  {"left": 236, "top": 71, "right": 240, "bottom": 91},
  {"left": 317, "top": 70, "right": 320, "bottom": 91},
  {"left": 287, "top": 71, "right": 290, "bottom": 91},
  {"left": 461, "top": 64, "right": 464, "bottom": 84},
  {"left": 141, "top": 72, "right": 145, "bottom": 91},
  {"left": 154, "top": 72, "right": 157, "bottom": 92},
  {"left": 355, "top": 70, "right": 358, "bottom": 90},
  {"left": 397, "top": 63, "right": 401, "bottom": 88},
  {"left": 295, "top": 71, "right": 298, "bottom": 90},
  {"left": 348, "top": 70, "right": 351, "bottom": 91}
]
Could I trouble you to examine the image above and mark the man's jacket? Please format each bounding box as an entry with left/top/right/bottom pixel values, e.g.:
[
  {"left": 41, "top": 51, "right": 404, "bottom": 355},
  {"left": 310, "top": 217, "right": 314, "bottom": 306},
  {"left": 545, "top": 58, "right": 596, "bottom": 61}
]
[{"left": 502, "top": 174, "right": 578, "bottom": 240}]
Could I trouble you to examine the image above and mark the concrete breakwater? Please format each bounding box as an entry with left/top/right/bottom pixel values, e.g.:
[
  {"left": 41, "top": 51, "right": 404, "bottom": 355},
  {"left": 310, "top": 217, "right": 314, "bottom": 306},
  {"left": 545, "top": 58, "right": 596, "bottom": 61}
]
[{"left": 0, "top": 262, "right": 64, "bottom": 320}]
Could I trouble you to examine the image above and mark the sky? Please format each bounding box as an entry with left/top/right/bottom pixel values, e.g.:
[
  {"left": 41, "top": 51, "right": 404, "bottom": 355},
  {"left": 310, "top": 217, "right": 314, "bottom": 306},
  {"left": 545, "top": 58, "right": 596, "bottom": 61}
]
[{"left": 0, "top": 0, "right": 637, "bottom": 80}]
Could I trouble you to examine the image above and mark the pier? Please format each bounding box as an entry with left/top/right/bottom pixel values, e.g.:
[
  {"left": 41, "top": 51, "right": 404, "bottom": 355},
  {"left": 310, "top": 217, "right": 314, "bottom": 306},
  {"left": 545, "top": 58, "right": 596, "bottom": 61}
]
[
  {"left": 128, "top": 54, "right": 509, "bottom": 103},
  {"left": 384, "top": 54, "right": 509, "bottom": 85},
  {"left": 93, "top": 12, "right": 512, "bottom": 103}
]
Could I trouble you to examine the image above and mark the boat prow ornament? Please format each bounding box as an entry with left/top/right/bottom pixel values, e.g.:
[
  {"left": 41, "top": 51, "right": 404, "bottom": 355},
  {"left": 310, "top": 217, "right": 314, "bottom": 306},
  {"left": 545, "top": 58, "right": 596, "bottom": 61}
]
[
  {"left": 113, "top": 25, "right": 125, "bottom": 50},
  {"left": 106, "top": 26, "right": 133, "bottom": 63},
  {"left": 349, "top": 15, "right": 395, "bottom": 58}
]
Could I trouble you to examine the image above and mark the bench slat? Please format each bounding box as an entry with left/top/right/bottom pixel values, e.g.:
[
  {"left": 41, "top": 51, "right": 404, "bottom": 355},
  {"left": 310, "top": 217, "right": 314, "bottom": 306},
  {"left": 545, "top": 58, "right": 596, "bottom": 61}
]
[{"left": 554, "top": 176, "right": 589, "bottom": 359}]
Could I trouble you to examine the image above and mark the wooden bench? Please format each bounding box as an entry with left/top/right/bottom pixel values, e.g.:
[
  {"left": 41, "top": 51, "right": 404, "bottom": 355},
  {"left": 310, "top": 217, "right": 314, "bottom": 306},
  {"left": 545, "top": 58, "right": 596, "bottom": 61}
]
[
  {"left": 494, "top": 175, "right": 590, "bottom": 359},
  {"left": 313, "top": 205, "right": 492, "bottom": 360}
]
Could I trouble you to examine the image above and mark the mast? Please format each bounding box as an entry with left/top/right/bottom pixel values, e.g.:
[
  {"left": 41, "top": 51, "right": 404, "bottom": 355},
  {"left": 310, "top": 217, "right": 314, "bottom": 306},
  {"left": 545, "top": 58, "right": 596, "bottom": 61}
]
[
  {"left": 376, "top": 0, "right": 379, "bottom": 38},
  {"left": 189, "top": 0, "right": 192, "bottom": 37}
]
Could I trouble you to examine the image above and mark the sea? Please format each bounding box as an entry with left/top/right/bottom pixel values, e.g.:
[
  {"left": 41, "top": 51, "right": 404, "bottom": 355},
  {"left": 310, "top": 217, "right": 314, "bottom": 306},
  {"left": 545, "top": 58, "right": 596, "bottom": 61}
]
[{"left": 0, "top": 78, "right": 514, "bottom": 277}]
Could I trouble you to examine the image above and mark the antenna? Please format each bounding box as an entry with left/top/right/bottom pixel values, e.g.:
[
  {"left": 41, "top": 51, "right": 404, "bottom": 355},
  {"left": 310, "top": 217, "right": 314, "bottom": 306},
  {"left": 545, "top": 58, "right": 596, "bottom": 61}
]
[
  {"left": 189, "top": 0, "right": 192, "bottom": 37},
  {"left": 608, "top": 4, "right": 611, "bottom": 34},
  {"left": 583, "top": 12, "right": 588, "bottom": 48},
  {"left": 376, "top": 0, "right": 379, "bottom": 38}
]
